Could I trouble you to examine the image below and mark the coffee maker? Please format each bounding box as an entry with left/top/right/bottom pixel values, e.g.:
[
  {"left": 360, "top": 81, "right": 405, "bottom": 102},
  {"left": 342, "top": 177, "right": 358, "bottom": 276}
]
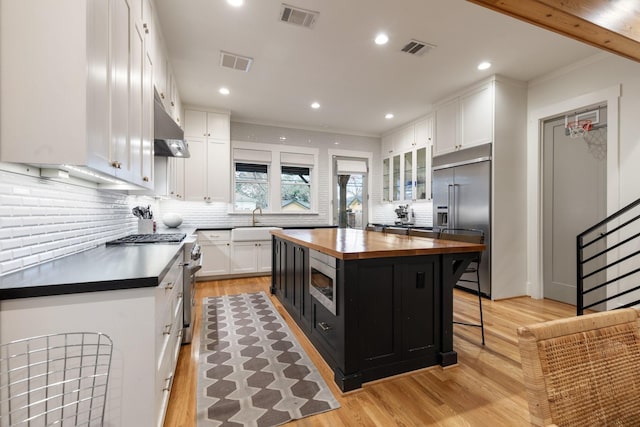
[{"left": 394, "top": 204, "right": 415, "bottom": 226}]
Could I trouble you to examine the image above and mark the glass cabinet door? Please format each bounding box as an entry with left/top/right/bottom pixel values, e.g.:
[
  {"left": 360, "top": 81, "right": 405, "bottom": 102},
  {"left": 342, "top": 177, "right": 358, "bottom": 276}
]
[
  {"left": 415, "top": 146, "right": 430, "bottom": 200},
  {"left": 404, "top": 151, "right": 413, "bottom": 201},
  {"left": 382, "top": 158, "right": 390, "bottom": 201},
  {"left": 392, "top": 154, "right": 401, "bottom": 201}
]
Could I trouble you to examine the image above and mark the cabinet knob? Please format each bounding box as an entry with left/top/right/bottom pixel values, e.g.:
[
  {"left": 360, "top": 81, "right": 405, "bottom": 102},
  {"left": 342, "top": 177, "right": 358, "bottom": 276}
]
[
  {"left": 143, "top": 176, "right": 149, "bottom": 182},
  {"left": 171, "top": 101, "right": 175, "bottom": 107},
  {"left": 160, "top": 92, "right": 165, "bottom": 99},
  {"left": 111, "top": 161, "right": 122, "bottom": 169},
  {"left": 143, "top": 23, "right": 149, "bottom": 34}
]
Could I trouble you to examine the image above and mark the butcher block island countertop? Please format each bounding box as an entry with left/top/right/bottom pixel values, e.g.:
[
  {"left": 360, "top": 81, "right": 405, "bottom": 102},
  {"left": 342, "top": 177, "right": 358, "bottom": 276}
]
[
  {"left": 270, "top": 228, "right": 485, "bottom": 259},
  {"left": 270, "top": 227, "right": 486, "bottom": 392}
]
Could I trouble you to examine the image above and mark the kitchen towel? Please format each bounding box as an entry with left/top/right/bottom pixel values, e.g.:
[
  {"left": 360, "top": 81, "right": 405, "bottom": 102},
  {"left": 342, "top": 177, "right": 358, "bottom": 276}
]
[{"left": 197, "top": 291, "right": 340, "bottom": 427}]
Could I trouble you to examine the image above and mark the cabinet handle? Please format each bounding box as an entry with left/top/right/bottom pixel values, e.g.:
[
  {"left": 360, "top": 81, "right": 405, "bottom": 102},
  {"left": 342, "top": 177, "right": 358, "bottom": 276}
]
[
  {"left": 160, "top": 92, "right": 165, "bottom": 99},
  {"left": 143, "top": 22, "right": 149, "bottom": 34},
  {"left": 171, "top": 101, "right": 175, "bottom": 107},
  {"left": 163, "top": 323, "right": 172, "bottom": 335},
  {"left": 318, "top": 322, "right": 332, "bottom": 332},
  {"left": 110, "top": 161, "right": 122, "bottom": 169},
  {"left": 165, "top": 281, "right": 174, "bottom": 290},
  {"left": 163, "top": 374, "right": 174, "bottom": 392},
  {"left": 143, "top": 176, "right": 149, "bottom": 182}
]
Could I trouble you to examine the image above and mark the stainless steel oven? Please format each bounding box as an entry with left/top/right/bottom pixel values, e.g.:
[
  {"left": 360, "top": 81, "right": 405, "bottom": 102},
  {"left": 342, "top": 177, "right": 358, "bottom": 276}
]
[
  {"left": 182, "top": 240, "right": 202, "bottom": 344},
  {"left": 309, "top": 249, "right": 337, "bottom": 315}
]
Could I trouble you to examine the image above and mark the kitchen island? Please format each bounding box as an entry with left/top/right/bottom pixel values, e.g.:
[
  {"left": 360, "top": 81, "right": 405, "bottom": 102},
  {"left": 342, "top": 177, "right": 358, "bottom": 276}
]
[{"left": 271, "top": 228, "right": 485, "bottom": 391}]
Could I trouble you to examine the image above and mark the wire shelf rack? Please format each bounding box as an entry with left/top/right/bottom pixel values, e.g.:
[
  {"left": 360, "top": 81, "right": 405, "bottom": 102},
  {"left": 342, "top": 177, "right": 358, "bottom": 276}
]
[{"left": 0, "top": 332, "right": 113, "bottom": 427}]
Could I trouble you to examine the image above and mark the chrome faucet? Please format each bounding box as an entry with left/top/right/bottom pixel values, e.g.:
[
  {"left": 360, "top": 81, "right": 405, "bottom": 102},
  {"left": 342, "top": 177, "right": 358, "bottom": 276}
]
[{"left": 252, "top": 207, "right": 262, "bottom": 226}]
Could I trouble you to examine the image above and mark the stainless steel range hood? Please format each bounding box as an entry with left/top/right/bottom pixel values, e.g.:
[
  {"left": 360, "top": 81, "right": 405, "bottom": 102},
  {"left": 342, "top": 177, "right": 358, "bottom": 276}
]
[{"left": 154, "top": 90, "right": 190, "bottom": 157}]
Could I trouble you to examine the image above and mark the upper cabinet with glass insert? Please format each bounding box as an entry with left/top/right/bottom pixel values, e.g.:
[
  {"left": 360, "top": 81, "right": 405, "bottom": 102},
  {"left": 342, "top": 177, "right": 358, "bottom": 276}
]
[{"left": 381, "top": 115, "right": 433, "bottom": 202}]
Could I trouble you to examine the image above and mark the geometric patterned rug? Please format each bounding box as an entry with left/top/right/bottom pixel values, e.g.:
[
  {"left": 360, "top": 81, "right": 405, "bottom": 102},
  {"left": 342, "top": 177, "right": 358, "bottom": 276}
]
[{"left": 197, "top": 292, "right": 340, "bottom": 427}]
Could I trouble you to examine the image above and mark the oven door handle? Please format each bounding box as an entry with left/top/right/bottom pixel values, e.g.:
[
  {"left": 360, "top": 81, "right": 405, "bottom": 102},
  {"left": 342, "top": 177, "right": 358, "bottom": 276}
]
[
  {"left": 183, "top": 257, "right": 203, "bottom": 274},
  {"left": 186, "top": 263, "right": 202, "bottom": 274}
]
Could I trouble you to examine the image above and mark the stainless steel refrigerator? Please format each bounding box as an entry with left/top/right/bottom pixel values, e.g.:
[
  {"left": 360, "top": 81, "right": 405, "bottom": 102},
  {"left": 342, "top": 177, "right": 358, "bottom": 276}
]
[{"left": 432, "top": 143, "right": 491, "bottom": 297}]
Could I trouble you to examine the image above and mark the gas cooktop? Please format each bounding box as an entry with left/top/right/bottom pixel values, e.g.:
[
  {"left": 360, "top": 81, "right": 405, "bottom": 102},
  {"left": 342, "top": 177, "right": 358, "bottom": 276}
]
[{"left": 106, "top": 233, "right": 186, "bottom": 245}]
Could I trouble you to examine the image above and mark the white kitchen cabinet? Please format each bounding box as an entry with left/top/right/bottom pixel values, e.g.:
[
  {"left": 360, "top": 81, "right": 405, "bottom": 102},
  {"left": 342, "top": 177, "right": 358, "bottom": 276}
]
[
  {"left": 0, "top": 252, "right": 185, "bottom": 427},
  {"left": 183, "top": 109, "right": 230, "bottom": 203},
  {"left": 230, "top": 240, "right": 273, "bottom": 275},
  {"left": 198, "top": 230, "right": 231, "bottom": 276},
  {"left": 0, "top": 0, "right": 157, "bottom": 189},
  {"left": 153, "top": 156, "right": 184, "bottom": 199},
  {"left": 168, "top": 157, "right": 185, "bottom": 200},
  {"left": 230, "top": 242, "right": 259, "bottom": 274},
  {"left": 433, "top": 81, "right": 494, "bottom": 156},
  {"left": 434, "top": 97, "right": 460, "bottom": 156},
  {"left": 382, "top": 115, "right": 433, "bottom": 202},
  {"left": 257, "top": 241, "right": 273, "bottom": 273}
]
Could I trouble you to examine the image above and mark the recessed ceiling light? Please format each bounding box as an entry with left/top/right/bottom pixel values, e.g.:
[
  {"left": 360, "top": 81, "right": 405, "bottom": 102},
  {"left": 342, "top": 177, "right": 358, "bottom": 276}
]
[
  {"left": 375, "top": 33, "right": 389, "bottom": 45},
  {"left": 477, "top": 61, "right": 492, "bottom": 70},
  {"left": 227, "top": 0, "right": 243, "bottom": 7},
  {"left": 279, "top": 136, "right": 287, "bottom": 141},
  {"left": 219, "top": 87, "right": 230, "bottom": 95},
  {"left": 385, "top": 113, "right": 394, "bottom": 119},
  {"left": 311, "top": 102, "right": 320, "bottom": 109}
]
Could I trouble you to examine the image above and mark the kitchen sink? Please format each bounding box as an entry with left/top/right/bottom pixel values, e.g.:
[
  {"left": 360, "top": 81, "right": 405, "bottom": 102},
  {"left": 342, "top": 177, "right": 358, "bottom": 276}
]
[{"left": 231, "top": 227, "right": 282, "bottom": 241}]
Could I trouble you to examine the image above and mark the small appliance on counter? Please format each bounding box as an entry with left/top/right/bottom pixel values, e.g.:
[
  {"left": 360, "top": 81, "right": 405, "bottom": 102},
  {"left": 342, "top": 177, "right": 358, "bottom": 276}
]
[{"left": 394, "top": 204, "right": 415, "bottom": 226}]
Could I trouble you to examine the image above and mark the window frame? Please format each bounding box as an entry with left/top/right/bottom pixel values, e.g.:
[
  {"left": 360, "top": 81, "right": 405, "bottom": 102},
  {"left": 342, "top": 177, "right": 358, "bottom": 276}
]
[
  {"left": 231, "top": 141, "right": 319, "bottom": 214},
  {"left": 233, "top": 162, "right": 270, "bottom": 211}
]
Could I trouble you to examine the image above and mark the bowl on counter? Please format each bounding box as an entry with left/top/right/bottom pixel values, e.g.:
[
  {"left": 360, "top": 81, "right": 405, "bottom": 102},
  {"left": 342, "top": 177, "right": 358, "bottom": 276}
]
[{"left": 162, "top": 213, "right": 183, "bottom": 228}]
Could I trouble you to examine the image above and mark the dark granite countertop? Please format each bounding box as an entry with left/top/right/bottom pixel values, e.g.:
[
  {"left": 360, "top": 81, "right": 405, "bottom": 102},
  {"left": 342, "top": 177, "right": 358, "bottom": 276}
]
[
  {"left": 0, "top": 225, "right": 335, "bottom": 301},
  {"left": 0, "top": 243, "right": 185, "bottom": 300}
]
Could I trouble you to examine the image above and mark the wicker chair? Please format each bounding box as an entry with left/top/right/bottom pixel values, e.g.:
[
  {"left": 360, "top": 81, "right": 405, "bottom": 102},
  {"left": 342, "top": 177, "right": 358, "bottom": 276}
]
[{"left": 517, "top": 308, "right": 640, "bottom": 427}]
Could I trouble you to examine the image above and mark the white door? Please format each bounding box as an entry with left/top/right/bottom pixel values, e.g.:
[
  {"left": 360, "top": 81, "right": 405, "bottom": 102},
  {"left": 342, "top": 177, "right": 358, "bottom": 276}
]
[{"left": 543, "top": 107, "right": 607, "bottom": 305}]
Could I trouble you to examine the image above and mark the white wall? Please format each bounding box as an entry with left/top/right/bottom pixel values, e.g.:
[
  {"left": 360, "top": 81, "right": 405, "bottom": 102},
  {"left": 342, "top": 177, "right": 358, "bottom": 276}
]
[
  {"left": 526, "top": 52, "right": 640, "bottom": 299},
  {"left": 158, "top": 121, "right": 386, "bottom": 228}
]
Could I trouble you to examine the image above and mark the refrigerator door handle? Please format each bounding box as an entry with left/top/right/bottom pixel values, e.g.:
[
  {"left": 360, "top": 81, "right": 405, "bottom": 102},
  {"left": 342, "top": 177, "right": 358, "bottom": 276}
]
[
  {"left": 447, "top": 184, "right": 453, "bottom": 228},
  {"left": 452, "top": 183, "right": 460, "bottom": 229}
]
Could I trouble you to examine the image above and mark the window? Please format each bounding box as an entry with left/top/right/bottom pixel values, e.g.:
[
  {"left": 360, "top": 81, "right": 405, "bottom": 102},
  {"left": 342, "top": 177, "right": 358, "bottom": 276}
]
[
  {"left": 234, "top": 163, "right": 269, "bottom": 211},
  {"left": 281, "top": 166, "right": 311, "bottom": 211}
]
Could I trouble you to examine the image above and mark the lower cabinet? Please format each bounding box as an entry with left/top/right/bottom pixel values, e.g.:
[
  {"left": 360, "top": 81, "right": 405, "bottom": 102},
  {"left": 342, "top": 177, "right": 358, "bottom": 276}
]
[
  {"left": 230, "top": 240, "right": 272, "bottom": 275},
  {"left": 272, "top": 238, "right": 311, "bottom": 330},
  {"left": 198, "top": 230, "right": 231, "bottom": 276},
  {"left": 272, "top": 237, "right": 439, "bottom": 391},
  {"left": 198, "top": 230, "right": 273, "bottom": 278},
  {"left": 0, "top": 252, "right": 185, "bottom": 427}
]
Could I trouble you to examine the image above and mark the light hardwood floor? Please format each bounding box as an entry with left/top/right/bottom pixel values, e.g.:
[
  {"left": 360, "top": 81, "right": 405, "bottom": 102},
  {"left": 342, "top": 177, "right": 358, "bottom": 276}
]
[{"left": 165, "top": 276, "right": 575, "bottom": 426}]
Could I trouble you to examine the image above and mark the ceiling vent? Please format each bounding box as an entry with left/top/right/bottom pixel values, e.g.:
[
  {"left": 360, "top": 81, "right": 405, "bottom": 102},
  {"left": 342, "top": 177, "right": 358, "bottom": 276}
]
[
  {"left": 280, "top": 4, "right": 318, "bottom": 29},
  {"left": 400, "top": 39, "right": 436, "bottom": 56},
  {"left": 219, "top": 51, "right": 253, "bottom": 72}
]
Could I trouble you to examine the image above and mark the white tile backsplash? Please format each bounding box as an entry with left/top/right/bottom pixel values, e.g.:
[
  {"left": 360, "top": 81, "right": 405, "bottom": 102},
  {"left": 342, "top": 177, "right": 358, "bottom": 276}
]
[{"left": 0, "top": 169, "right": 155, "bottom": 276}]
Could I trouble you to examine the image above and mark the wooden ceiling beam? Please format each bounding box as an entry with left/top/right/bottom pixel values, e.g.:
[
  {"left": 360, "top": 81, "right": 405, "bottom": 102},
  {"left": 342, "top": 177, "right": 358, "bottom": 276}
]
[{"left": 466, "top": 0, "right": 640, "bottom": 63}]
